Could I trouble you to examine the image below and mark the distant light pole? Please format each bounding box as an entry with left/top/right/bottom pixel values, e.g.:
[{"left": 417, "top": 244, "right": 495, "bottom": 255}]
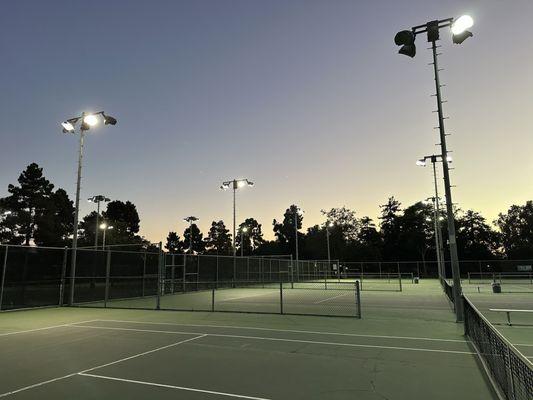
[
  {"left": 293, "top": 207, "right": 303, "bottom": 264},
  {"left": 183, "top": 216, "right": 199, "bottom": 254},
  {"left": 88, "top": 195, "right": 110, "bottom": 249},
  {"left": 395, "top": 15, "right": 473, "bottom": 322},
  {"left": 220, "top": 179, "right": 254, "bottom": 257},
  {"left": 326, "top": 221, "right": 334, "bottom": 264},
  {"left": 240, "top": 226, "right": 248, "bottom": 257},
  {"left": 61, "top": 111, "right": 117, "bottom": 305},
  {"left": 418, "top": 155, "right": 451, "bottom": 281},
  {"left": 100, "top": 223, "right": 113, "bottom": 250}
]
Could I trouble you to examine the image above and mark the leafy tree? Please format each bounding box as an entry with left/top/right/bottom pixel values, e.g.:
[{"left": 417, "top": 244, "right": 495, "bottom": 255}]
[
  {"left": 273, "top": 204, "right": 302, "bottom": 257},
  {"left": 236, "top": 218, "right": 264, "bottom": 255},
  {"left": 204, "top": 220, "right": 232, "bottom": 254},
  {"left": 183, "top": 223, "right": 204, "bottom": 254},
  {"left": 354, "top": 217, "right": 382, "bottom": 260},
  {"left": 102, "top": 200, "right": 141, "bottom": 245},
  {"left": 33, "top": 188, "right": 74, "bottom": 246},
  {"left": 321, "top": 207, "right": 359, "bottom": 241},
  {"left": 396, "top": 202, "right": 434, "bottom": 272},
  {"left": 496, "top": 202, "right": 533, "bottom": 259},
  {"left": 456, "top": 210, "right": 500, "bottom": 259},
  {"left": 379, "top": 197, "right": 402, "bottom": 260},
  {"left": 165, "top": 231, "right": 183, "bottom": 253},
  {"left": 0, "top": 163, "right": 54, "bottom": 245}
]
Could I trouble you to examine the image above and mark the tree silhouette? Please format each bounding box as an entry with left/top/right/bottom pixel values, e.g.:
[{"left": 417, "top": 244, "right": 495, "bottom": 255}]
[
  {"left": 183, "top": 223, "right": 204, "bottom": 254},
  {"left": 204, "top": 220, "right": 232, "bottom": 254},
  {"left": 236, "top": 218, "right": 264, "bottom": 255},
  {"left": 0, "top": 163, "right": 55, "bottom": 245},
  {"left": 34, "top": 188, "right": 74, "bottom": 246},
  {"left": 273, "top": 204, "right": 302, "bottom": 257},
  {"left": 165, "top": 231, "right": 183, "bottom": 253},
  {"left": 496, "top": 201, "right": 533, "bottom": 259}
]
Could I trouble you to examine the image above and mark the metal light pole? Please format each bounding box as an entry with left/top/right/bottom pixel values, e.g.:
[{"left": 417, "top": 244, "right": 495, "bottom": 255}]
[
  {"left": 395, "top": 16, "right": 473, "bottom": 321},
  {"left": 418, "top": 155, "right": 448, "bottom": 281},
  {"left": 326, "top": 221, "right": 333, "bottom": 264},
  {"left": 183, "top": 216, "right": 199, "bottom": 254},
  {"left": 293, "top": 207, "right": 302, "bottom": 264},
  {"left": 88, "top": 195, "right": 110, "bottom": 249},
  {"left": 61, "top": 111, "right": 117, "bottom": 306},
  {"left": 240, "top": 226, "right": 248, "bottom": 257},
  {"left": 100, "top": 223, "right": 113, "bottom": 250},
  {"left": 220, "top": 179, "right": 254, "bottom": 282}
]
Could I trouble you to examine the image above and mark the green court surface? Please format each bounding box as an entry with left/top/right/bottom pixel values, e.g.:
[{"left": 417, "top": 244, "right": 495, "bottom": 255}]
[
  {"left": 464, "top": 290, "right": 533, "bottom": 362},
  {"left": 0, "top": 280, "right": 511, "bottom": 399}
]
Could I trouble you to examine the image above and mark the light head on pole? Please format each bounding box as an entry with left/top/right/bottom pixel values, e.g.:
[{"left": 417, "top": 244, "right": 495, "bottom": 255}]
[{"left": 394, "top": 30, "right": 416, "bottom": 58}]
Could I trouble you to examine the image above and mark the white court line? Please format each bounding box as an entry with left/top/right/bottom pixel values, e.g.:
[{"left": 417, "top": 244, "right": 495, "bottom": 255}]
[
  {"left": 219, "top": 291, "right": 276, "bottom": 302},
  {"left": 0, "top": 320, "right": 100, "bottom": 337},
  {"left": 313, "top": 293, "right": 349, "bottom": 304},
  {"left": 516, "top": 343, "right": 533, "bottom": 347},
  {"left": 79, "top": 373, "right": 272, "bottom": 400},
  {"left": 0, "top": 334, "right": 205, "bottom": 398},
  {"left": 96, "top": 319, "right": 467, "bottom": 343},
  {"left": 70, "top": 324, "right": 476, "bottom": 355}
]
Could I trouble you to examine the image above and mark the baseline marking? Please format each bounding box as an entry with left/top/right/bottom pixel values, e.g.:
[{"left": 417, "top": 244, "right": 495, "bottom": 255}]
[
  {"left": 0, "top": 320, "right": 100, "bottom": 338},
  {"left": 79, "top": 373, "right": 272, "bottom": 400},
  {"left": 95, "top": 319, "right": 466, "bottom": 343},
  {"left": 0, "top": 334, "right": 205, "bottom": 398},
  {"left": 219, "top": 291, "right": 277, "bottom": 302},
  {"left": 71, "top": 324, "right": 476, "bottom": 355},
  {"left": 314, "top": 293, "right": 349, "bottom": 304}
]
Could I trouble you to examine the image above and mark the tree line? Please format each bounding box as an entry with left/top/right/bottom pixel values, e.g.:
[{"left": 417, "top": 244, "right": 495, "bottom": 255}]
[{"left": 1, "top": 163, "right": 533, "bottom": 261}]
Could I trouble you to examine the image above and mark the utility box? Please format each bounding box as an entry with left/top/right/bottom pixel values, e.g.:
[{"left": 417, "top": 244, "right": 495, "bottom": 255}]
[
  {"left": 492, "top": 282, "right": 501, "bottom": 293},
  {"left": 414, "top": 277, "right": 419, "bottom": 284}
]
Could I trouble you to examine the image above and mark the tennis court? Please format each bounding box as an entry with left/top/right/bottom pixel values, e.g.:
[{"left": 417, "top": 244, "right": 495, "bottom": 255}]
[{"left": 1, "top": 302, "right": 496, "bottom": 400}]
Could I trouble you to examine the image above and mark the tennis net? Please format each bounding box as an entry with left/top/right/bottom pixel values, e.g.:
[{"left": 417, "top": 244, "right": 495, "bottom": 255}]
[{"left": 463, "top": 296, "right": 532, "bottom": 400}]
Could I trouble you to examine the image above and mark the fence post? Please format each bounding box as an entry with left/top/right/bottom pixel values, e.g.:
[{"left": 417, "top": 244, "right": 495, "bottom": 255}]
[
  {"left": 247, "top": 257, "right": 250, "bottom": 282},
  {"left": 211, "top": 286, "right": 215, "bottom": 312},
  {"left": 355, "top": 280, "right": 361, "bottom": 319},
  {"left": 216, "top": 255, "right": 219, "bottom": 289},
  {"left": 0, "top": 245, "right": 8, "bottom": 311},
  {"left": 260, "top": 257, "right": 264, "bottom": 288},
  {"left": 59, "top": 246, "right": 68, "bottom": 306},
  {"left": 104, "top": 249, "right": 111, "bottom": 307},
  {"left": 397, "top": 262, "right": 402, "bottom": 292},
  {"left": 156, "top": 242, "right": 162, "bottom": 310},
  {"left": 182, "top": 254, "right": 186, "bottom": 293},
  {"left": 142, "top": 251, "right": 147, "bottom": 297},
  {"left": 170, "top": 254, "right": 175, "bottom": 294},
  {"left": 197, "top": 255, "right": 200, "bottom": 291},
  {"left": 279, "top": 281, "right": 284, "bottom": 315}
]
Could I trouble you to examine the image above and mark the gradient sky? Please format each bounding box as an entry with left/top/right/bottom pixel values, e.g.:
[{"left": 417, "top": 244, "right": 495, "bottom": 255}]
[{"left": 0, "top": 0, "right": 532, "bottom": 243}]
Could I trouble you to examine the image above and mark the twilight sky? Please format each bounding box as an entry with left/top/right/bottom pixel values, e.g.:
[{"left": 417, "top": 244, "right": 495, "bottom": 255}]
[{"left": 0, "top": 0, "right": 531, "bottom": 243}]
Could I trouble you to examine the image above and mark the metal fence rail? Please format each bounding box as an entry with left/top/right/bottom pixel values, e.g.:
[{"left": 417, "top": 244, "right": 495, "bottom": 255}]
[{"left": 463, "top": 296, "right": 532, "bottom": 400}]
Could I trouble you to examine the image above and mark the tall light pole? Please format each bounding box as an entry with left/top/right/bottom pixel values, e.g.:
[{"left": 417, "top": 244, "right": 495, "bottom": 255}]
[
  {"left": 395, "top": 15, "right": 473, "bottom": 321},
  {"left": 326, "top": 221, "right": 334, "bottom": 264},
  {"left": 417, "top": 155, "right": 450, "bottom": 281},
  {"left": 220, "top": 179, "right": 254, "bottom": 257},
  {"left": 293, "top": 207, "right": 303, "bottom": 264},
  {"left": 88, "top": 195, "right": 110, "bottom": 249},
  {"left": 183, "top": 216, "right": 199, "bottom": 254},
  {"left": 100, "top": 223, "right": 113, "bottom": 250},
  {"left": 240, "top": 226, "right": 248, "bottom": 257},
  {"left": 62, "top": 111, "right": 117, "bottom": 306}
]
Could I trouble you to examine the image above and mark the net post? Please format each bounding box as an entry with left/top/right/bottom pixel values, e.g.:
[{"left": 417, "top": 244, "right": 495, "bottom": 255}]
[
  {"left": 104, "top": 249, "right": 111, "bottom": 307},
  {"left": 59, "top": 246, "right": 68, "bottom": 306},
  {"left": 156, "top": 242, "right": 162, "bottom": 310},
  {"left": 279, "top": 281, "right": 284, "bottom": 314},
  {"left": 0, "top": 245, "right": 9, "bottom": 311},
  {"left": 355, "top": 280, "right": 361, "bottom": 319},
  {"left": 398, "top": 262, "right": 402, "bottom": 292}
]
